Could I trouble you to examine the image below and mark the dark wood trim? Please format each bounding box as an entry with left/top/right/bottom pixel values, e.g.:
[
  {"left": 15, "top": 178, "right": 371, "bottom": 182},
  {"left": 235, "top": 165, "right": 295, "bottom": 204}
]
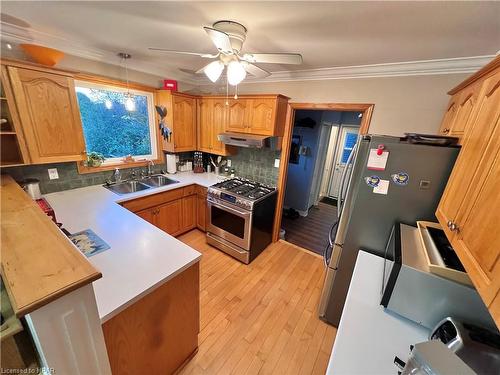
[
  {"left": 272, "top": 102, "right": 375, "bottom": 242},
  {"left": 448, "top": 55, "right": 500, "bottom": 95}
]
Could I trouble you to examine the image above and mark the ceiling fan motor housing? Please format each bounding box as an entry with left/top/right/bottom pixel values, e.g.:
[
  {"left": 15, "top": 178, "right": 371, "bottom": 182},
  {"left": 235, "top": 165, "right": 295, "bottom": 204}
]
[{"left": 213, "top": 20, "right": 247, "bottom": 54}]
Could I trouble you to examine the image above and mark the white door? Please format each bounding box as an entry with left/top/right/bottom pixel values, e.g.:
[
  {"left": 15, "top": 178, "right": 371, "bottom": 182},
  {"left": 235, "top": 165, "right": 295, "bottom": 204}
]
[{"left": 328, "top": 126, "right": 359, "bottom": 198}]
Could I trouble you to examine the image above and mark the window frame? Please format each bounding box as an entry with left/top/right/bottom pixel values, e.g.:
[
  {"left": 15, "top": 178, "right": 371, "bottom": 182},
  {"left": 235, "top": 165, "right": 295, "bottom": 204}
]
[{"left": 75, "top": 79, "right": 158, "bottom": 166}]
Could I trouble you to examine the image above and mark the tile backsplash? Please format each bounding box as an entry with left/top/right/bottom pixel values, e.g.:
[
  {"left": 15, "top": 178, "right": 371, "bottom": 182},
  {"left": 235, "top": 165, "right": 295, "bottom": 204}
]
[
  {"left": 228, "top": 148, "right": 280, "bottom": 186},
  {"left": 3, "top": 161, "right": 166, "bottom": 194},
  {"left": 2, "top": 148, "right": 280, "bottom": 194}
]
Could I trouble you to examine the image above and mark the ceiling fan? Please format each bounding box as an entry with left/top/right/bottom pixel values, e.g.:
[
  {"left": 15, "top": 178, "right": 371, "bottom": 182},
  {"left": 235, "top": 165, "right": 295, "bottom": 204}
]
[{"left": 149, "top": 20, "right": 303, "bottom": 85}]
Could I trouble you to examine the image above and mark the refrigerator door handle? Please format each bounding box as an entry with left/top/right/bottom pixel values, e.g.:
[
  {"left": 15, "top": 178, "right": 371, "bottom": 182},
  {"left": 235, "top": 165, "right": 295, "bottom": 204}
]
[
  {"left": 337, "top": 140, "right": 359, "bottom": 218},
  {"left": 323, "top": 243, "right": 333, "bottom": 268},
  {"left": 328, "top": 220, "right": 338, "bottom": 247}
]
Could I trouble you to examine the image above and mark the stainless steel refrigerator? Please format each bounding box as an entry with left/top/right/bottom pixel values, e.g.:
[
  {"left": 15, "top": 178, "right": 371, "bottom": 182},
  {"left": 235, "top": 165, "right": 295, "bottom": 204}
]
[{"left": 318, "top": 134, "right": 460, "bottom": 327}]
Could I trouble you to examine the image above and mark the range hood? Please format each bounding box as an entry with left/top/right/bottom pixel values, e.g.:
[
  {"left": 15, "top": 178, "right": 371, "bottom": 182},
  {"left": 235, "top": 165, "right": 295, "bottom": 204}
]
[{"left": 218, "top": 132, "right": 281, "bottom": 149}]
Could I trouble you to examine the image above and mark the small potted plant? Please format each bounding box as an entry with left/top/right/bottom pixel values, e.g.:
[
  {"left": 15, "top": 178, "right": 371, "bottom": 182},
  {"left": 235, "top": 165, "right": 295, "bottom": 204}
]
[{"left": 86, "top": 152, "right": 105, "bottom": 167}]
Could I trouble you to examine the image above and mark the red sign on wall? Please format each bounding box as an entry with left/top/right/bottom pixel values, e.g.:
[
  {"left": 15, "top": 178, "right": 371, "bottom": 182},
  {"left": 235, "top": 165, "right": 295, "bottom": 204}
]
[{"left": 163, "top": 79, "right": 178, "bottom": 91}]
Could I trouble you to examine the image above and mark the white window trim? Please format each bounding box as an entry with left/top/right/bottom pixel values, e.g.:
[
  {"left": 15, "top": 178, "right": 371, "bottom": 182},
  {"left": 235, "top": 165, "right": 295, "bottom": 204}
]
[{"left": 75, "top": 80, "right": 158, "bottom": 165}]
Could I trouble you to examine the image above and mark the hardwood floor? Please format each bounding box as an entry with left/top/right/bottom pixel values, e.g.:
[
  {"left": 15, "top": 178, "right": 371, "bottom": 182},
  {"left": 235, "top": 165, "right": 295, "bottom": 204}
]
[
  {"left": 282, "top": 202, "right": 338, "bottom": 256},
  {"left": 177, "top": 230, "right": 337, "bottom": 375}
]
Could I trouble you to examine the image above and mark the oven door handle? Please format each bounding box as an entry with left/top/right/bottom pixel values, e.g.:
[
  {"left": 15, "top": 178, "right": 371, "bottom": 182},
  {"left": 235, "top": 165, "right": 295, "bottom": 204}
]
[{"left": 207, "top": 198, "right": 251, "bottom": 217}]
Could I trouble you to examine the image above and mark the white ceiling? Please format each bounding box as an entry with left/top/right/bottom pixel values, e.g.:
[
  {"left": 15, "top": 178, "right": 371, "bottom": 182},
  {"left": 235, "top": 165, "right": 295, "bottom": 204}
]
[{"left": 1, "top": 1, "right": 499, "bottom": 83}]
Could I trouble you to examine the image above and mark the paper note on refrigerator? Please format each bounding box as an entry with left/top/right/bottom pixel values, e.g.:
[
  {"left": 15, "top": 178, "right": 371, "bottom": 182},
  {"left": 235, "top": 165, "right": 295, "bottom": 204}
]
[
  {"left": 373, "top": 179, "right": 389, "bottom": 195},
  {"left": 367, "top": 149, "right": 389, "bottom": 171}
]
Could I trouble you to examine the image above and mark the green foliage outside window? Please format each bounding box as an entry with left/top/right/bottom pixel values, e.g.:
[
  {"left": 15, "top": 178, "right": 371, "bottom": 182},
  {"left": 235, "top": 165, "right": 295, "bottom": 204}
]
[{"left": 76, "top": 86, "right": 153, "bottom": 159}]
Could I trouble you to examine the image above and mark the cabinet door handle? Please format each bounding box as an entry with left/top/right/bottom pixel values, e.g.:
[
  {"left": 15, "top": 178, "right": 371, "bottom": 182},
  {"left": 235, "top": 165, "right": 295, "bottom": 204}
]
[
  {"left": 447, "top": 220, "right": 453, "bottom": 228},
  {"left": 442, "top": 128, "right": 450, "bottom": 134},
  {"left": 449, "top": 222, "right": 459, "bottom": 232}
]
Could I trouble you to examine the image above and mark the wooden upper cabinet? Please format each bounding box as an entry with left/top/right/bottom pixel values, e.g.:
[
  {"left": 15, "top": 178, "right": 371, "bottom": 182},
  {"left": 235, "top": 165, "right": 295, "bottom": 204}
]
[
  {"left": 449, "top": 82, "right": 482, "bottom": 139},
  {"left": 438, "top": 94, "right": 459, "bottom": 136},
  {"left": 211, "top": 99, "right": 229, "bottom": 154},
  {"left": 226, "top": 99, "right": 250, "bottom": 133},
  {"left": 225, "top": 95, "right": 289, "bottom": 136},
  {"left": 7, "top": 66, "right": 86, "bottom": 164},
  {"left": 436, "top": 71, "right": 500, "bottom": 242},
  {"left": 248, "top": 98, "right": 276, "bottom": 135},
  {"left": 173, "top": 94, "right": 196, "bottom": 151},
  {"left": 443, "top": 73, "right": 500, "bottom": 306},
  {"left": 156, "top": 90, "right": 197, "bottom": 153},
  {"left": 197, "top": 99, "right": 212, "bottom": 152},
  {"left": 436, "top": 62, "right": 500, "bottom": 328},
  {"left": 197, "top": 98, "right": 233, "bottom": 156}
]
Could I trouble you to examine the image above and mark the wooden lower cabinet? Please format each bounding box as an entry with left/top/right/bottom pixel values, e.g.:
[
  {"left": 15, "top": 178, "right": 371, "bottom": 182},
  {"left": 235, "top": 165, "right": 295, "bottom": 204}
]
[
  {"left": 182, "top": 195, "right": 197, "bottom": 232},
  {"left": 102, "top": 262, "right": 199, "bottom": 375},
  {"left": 196, "top": 195, "right": 207, "bottom": 231},
  {"left": 157, "top": 199, "right": 183, "bottom": 236},
  {"left": 196, "top": 186, "right": 208, "bottom": 232},
  {"left": 122, "top": 185, "right": 205, "bottom": 236}
]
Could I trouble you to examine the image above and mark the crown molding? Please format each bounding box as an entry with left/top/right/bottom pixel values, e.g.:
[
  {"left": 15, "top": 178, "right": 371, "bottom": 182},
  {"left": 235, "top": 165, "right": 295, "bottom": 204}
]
[
  {"left": 201, "top": 55, "right": 495, "bottom": 85},
  {"left": 1, "top": 20, "right": 495, "bottom": 86}
]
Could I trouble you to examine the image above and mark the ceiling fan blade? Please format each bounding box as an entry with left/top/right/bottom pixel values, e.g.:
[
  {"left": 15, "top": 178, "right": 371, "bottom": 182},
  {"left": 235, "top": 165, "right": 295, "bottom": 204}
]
[
  {"left": 195, "top": 63, "right": 213, "bottom": 75},
  {"left": 243, "top": 63, "right": 271, "bottom": 78},
  {"left": 148, "top": 47, "right": 217, "bottom": 58},
  {"left": 179, "top": 68, "right": 203, "bottom": 75},
  {"left": 203, "top": 27, "right": 233, "bottom": 54},
  {"left": 242, "top": 53, "right": 303, "bottom": 65}
]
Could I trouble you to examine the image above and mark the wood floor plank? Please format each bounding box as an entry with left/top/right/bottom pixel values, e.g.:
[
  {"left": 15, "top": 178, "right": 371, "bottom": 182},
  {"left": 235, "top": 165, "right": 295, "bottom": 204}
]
[{"left": 177, "top": 229, "right": 336, "bottom": 375}]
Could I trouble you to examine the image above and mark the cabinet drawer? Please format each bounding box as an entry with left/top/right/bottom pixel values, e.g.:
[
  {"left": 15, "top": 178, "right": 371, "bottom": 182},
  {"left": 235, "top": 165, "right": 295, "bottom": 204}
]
[
  {"left": 183, "top": 185, "right": 196, "bottom": 196},
  {"left": 121, "top": 188, "right": 183, "bottom": 212}
]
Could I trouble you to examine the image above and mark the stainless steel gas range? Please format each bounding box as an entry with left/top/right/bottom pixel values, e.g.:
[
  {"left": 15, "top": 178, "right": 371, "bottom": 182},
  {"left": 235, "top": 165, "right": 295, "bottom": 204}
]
[{"left": 206, "top": 178, "right": 277, "bottom": 264}]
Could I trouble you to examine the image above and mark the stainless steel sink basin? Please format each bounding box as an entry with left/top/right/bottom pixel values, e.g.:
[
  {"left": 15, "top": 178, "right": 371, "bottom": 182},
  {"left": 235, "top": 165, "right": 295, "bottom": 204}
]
[
  {"left": 140, "top": 175, "right": 179, "bottom": 188},
  {"left": 104, "top": 180, "right": 151, "bottom": 195}
]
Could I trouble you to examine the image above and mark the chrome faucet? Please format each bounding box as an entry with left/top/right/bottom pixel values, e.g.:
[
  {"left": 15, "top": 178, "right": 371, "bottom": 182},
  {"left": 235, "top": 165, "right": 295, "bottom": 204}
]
[{"left": 148, "top": 160, "right": 155, "bottom": 175}]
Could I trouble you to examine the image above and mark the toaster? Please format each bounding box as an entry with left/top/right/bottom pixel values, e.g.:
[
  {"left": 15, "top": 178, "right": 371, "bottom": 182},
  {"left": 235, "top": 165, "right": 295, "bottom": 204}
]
[{"left": 430, "top": 317, "right": 500, "bottom": 374}]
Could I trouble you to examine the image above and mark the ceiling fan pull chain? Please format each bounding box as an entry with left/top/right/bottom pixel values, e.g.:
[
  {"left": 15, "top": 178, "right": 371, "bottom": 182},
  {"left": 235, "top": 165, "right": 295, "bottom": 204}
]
[
  {"left": 226, "top": 76, "right": 229, "bottom": 105},
  {"left": 234, "top": 84, "right": 238, "bottom": 100}
]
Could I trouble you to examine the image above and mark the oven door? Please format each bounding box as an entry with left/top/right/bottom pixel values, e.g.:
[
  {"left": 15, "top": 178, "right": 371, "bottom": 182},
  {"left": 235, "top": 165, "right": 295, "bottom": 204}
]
[{"left": 207, "top": 198, "right": 252, "bottom": 250}]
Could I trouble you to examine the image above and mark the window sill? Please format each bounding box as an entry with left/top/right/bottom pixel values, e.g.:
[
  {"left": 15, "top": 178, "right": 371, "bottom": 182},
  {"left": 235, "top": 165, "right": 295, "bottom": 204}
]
[{"left": 77, "top": 158, "right": 163, "bottom": 175}]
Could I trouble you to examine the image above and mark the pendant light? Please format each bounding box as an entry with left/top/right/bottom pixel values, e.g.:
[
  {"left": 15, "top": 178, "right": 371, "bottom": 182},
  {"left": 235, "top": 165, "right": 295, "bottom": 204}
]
[
  {"left": 118, "top": 52, "right": 135, "bottom": 111},
  {"left": 204, "top": 60, "right": 224, "bottom": 83},
  {"left": 227, "top": 60, "right": 246, "bottom": 86}
]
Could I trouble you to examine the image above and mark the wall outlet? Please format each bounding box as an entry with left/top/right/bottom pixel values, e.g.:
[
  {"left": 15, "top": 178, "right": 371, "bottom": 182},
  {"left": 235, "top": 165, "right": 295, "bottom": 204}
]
[
  {"left": 48, "top": 168, "right": 59, "bottom": 180},
  {"left": 274, "top": 159, "right": 280, "bottom": 168},
  {"left": 227, "top": 159, "right": 232, "bottom": 167}
]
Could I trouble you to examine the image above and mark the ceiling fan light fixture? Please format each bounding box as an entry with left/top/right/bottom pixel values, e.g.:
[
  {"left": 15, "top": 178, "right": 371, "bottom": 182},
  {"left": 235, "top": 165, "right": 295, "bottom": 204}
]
[
  {"left": 204, "top": 60, "right": 224, "bottom": 83},
  {"left": 227, "top": 60, "right": 246, "bottom": 86}
]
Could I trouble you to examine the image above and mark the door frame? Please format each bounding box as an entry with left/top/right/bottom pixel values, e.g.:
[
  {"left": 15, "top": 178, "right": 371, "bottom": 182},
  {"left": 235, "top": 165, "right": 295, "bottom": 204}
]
[{"left": 272, "top": 102, "right": 374, "bottom": 242}]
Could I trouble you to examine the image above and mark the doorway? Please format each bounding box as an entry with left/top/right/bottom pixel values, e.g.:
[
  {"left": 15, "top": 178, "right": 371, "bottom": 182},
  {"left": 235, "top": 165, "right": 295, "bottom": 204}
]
[
  {"left": 273, "top": 103, "right": 374, "bottom": 254},
  {"left": 280, "top": 110, "right": 362, "bottom": 254}
]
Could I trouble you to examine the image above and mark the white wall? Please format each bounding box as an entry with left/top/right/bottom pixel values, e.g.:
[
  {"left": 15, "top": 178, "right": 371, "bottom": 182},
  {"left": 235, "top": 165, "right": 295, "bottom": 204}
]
[{"left": 202, "top": 73, "right": 468, "bottom": 136}]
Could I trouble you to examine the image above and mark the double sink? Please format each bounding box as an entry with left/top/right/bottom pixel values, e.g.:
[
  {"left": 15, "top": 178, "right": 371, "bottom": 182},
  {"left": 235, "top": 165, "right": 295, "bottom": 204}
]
[{"left": 104, "top": 175, "right": 179, "bottom": 195}]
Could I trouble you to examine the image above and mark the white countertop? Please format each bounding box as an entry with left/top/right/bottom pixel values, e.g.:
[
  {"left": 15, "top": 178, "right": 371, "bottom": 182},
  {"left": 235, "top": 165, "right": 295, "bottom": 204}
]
[
  {"left": 44, "top": 171, "right": 225, "bottom": 323},
  {"left": 326, "top": 251, "right": 429, "bottom": 375}
]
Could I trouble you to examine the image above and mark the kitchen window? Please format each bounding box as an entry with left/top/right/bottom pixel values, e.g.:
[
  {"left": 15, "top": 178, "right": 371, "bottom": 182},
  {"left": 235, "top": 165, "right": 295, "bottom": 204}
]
[{"left": 75, "top": 81, "right": 157, "bottom": 164}]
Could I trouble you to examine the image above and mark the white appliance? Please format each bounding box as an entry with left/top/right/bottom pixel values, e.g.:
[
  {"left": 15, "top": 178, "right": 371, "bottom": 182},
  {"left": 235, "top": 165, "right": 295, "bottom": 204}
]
[{"left": 166, "top": 153, "right": 176, "bottom": 174}]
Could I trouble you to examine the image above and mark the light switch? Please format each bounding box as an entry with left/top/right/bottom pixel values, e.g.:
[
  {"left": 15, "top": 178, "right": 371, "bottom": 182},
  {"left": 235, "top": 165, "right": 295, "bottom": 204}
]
[
  {"left": 274, "top": 159, "right": 280, "bottom": 168},
  {"left": 48, "top": 168, "right": 59, "bottom": 180},
  {"left": 227, "top": 159, "right": 232, "bottom": 167}
]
